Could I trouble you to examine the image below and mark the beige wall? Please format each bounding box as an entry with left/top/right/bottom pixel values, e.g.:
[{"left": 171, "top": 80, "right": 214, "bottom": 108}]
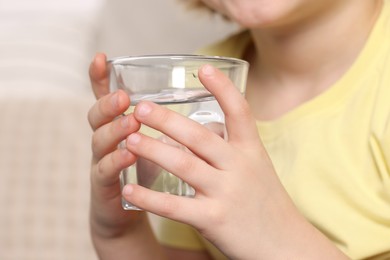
[{"left": 95, "top": 0, "right": 238, "bottom": 58}]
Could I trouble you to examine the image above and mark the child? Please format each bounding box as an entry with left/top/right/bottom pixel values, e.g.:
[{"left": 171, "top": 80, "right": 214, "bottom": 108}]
[{"left": 87, "top": 0, "right": 390, "bottom": 259}]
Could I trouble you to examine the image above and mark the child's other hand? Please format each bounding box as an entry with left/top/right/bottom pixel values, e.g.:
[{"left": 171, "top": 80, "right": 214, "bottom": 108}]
[
  {"left": 121, "top": 65, "right": 306, "bottom": 259},
  {"left": 88, "top": 54, "right": 145, "bottom": 239}
]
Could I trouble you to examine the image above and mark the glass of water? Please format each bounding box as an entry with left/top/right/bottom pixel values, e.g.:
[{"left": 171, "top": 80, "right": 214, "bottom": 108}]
[{"left": 108, "top": 55, "right": 249, "bottom": 210}]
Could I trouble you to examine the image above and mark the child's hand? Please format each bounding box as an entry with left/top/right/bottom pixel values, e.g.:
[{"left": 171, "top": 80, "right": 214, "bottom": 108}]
[
  {"left": 121, "top": 65, "right": 344, "bottom": 259},
  {"left": 118, "top": 64, "right": 280, "bottom": 258},
  {"left": 88, "top": 53, "right": 145, "bottom": 240}
]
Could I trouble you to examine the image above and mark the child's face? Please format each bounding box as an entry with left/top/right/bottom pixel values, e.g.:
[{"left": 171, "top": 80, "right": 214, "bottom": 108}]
[{"left": 200, "top": 0, "right": 338, "bottom": 29}]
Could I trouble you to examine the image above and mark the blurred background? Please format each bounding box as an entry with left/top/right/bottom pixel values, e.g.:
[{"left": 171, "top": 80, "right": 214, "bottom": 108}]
[{"left": 0, "top": 0, "right": 237, "bottom": 259}]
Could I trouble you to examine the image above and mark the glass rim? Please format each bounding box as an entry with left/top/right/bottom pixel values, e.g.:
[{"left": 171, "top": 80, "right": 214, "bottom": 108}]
[{"left": 107, "top": 54, "right": 249, "bottom": 67}]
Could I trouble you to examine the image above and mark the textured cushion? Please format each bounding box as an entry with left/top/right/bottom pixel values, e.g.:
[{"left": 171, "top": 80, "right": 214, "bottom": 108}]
[
  {"left": 0, "top": 97, "right": 96, "bottom": 259},
  {"left": 0, "top": 1, "right": 103, "bottom": 259}
]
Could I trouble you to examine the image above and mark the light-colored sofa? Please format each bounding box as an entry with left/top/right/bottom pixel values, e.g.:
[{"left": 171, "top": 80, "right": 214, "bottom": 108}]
[{"left": 0, "top": 0, "right": 235, "bottom": 259}]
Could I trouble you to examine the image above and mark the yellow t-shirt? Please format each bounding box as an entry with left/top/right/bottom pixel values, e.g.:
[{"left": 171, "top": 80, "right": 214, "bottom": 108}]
[{"left": 155, "top": 1, "right": 390, "bottom": 259}]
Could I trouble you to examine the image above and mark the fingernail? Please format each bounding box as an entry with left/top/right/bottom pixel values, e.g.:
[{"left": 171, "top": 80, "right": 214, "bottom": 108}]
[
  {"left": 136, "top": 102, "right": 152, "bottom": 116},
  {"left": 120, "top": 115, "right": 129, "bottom": 128},
  {"left": 127, "top": 133, "right": 141, "bottom": 145},
  {"left": 120, "top": 148, "right": 131, "bottom": 159},
  {"left": 122, "top": 185, "right": 133, "bottom": 196},
  {"left": 111, "top": 92, "right": 119, "bottom": 108},
  {"left": 201, "top": 64, "right": 215, "bottom": 77},
  {"left": 94, "top": 52, "right": 104, "bottom": 62}
]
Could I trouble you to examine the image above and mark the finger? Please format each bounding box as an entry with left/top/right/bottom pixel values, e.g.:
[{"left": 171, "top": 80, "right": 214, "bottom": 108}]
[
  {"left": 92, "top": 113, "right": 141, "bottom": 161},
  {"left": 89, "top": 53, "right": 110, "bottom": 99},
  {"left": 88, "top": 89, "right": 130, "bottom": 131},
  {"left": 133, "top": 101, "right": 232, "bottom": 169},
  {"left": 198, "top": 65, "right": 260, "bottom": 147},
  {"left": 126, "top": 132, "right": 219, "bottom": 191},
  {"left": 122, "top": 184, "right": 202, "bottom": 226},
  {"left": 93, "top": 148, "right": 137, "bottom": 188}
]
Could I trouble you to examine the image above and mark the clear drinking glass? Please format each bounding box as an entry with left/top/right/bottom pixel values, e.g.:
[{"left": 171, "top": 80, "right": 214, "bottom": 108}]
[{"left": 108, "top": 55, "right": 249, "bottom": 210}]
